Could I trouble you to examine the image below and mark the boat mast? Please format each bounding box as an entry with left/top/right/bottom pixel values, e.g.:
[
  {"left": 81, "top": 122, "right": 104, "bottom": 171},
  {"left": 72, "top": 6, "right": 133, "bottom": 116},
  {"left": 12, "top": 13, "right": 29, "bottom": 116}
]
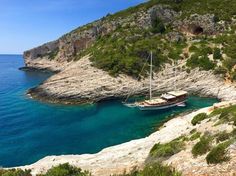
[
  {"left": 174, "top": 60, "right": 177, "bottom": 91},
  {"left": 150, "top": 51, "right": 153, "bottom": 100}
]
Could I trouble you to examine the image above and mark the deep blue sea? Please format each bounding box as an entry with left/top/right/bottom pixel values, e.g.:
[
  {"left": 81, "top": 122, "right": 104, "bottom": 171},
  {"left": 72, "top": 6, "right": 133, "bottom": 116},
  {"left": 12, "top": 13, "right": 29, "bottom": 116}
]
[{"left": 0, "top": 55, "right": 218, "bottom": 167}]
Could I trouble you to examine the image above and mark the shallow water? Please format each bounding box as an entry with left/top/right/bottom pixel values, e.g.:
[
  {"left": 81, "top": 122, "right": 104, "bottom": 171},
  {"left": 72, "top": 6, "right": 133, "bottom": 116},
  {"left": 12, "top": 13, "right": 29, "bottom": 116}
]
[{"left": 0, "top": 55, "right": 218, "bottom": 167}]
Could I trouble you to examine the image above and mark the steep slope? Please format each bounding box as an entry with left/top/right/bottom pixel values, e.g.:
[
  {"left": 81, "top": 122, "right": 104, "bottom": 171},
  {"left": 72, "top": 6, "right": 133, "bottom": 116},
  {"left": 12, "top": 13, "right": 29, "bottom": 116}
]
[{"left": 23, "top": 0, "right": 236, "bottom": 104}]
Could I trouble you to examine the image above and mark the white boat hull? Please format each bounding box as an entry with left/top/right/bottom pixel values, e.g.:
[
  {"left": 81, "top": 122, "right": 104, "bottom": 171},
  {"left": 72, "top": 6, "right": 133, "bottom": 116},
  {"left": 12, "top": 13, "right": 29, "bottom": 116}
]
[{"left": 137, "top": 100, "right": 187, "bottom": 111}]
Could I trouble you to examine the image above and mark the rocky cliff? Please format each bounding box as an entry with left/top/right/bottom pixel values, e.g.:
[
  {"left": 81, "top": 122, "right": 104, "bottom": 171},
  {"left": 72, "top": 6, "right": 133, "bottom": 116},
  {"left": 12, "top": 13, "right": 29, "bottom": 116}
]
[{"left": 23, "top": 0, "right": 236, "bottom": 104}]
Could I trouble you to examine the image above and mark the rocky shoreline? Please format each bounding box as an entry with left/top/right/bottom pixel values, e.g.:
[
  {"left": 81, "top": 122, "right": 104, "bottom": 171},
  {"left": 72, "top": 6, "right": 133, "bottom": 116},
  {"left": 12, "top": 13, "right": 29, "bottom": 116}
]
[
  {"left": 25, "top": 56, "right": 236, "bottom": 105},
  {"left": 14, "top": 101, "right": 236, "bottom": 176}
]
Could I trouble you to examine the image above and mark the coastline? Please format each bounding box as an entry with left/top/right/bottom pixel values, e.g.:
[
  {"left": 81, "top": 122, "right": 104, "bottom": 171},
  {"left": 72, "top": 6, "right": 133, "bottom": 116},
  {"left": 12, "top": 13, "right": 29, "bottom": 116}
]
[
  {"left": 25, "top": 57, "right": 236, "bottom": 105},
  {"left": 14, "top": 100, "right": 236, "bottom": 176}
]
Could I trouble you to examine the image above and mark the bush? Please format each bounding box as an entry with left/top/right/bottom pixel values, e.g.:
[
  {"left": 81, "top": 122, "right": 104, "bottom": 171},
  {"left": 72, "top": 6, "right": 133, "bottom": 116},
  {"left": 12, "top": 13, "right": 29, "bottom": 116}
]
[
  {"left": 213, "top": 48, "right": 222, "bottom": 60},
  {"left": 214, "top": 66, "right": 227, "bottom": 75},
  {"left": 151, "top": 17, "right": 165, "bottom": 34},
  {"left": 189, "top": 45, "right": 199, "bottom": 53},
  {"left": 186, "top": 54, "right": 215, "bottom": 71},
  {"left": 114, "top": 162, "right": 181, "bottom": 176},
  {"left": 190, "top": 132, "right": 201, "bottom": 141},
  {"left": 192, "top": 135, "right": 212, "bottom": 157},
  {"left": 215, "top": 131, "right": 231, "bottom": 143},
  {"left": 150, "top": 138, "right": 185, "bottom": 158},
  {"left": 211, "top": 105, "right": 236, "bottom": 125},
  {"left": 43, "top": 163, "right": 91, "bottom": 176},
  {"left": 139, "top": 162, "right": 181, "bottom": 176},
  {"left": 0, "top": 169, "right": 31, "bottom": 176},
  {"left": 206, "top": 142, "right": 230, "bottom": 164},
  {"left": 191, "top": 113, "right": 208, "bottom": 125}
]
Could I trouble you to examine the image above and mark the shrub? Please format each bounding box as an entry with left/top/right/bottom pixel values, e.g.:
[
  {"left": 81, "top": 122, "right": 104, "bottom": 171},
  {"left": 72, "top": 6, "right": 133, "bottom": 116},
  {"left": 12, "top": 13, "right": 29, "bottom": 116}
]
[
  {"left": 150, "top": 138, "right": 185, "bottom": 158},
  {"left": 215, "top": 131, "right": 231, "bottom": 143},
  {"left": 140, "top": 162, "right": 181, "bottom": 176},
  {"left": 186, "top": 54, "right": 215, "bottom": 71},
  {"left": 189, "top": 45, "right": 199, "bottom": 53},
  {"left": 114, "top": 162, "right": 182, "bottom": 176},
  {"left": 44, "top": 163, "right": 91, "bottom": 176},
  {"left": 191, "top": 113, "right": 208, "bottom": 125},
  {"left": 206, "top": 142, "right": 230, "bottom": 164},
  {"left": 151, "top": 17, "right": 165, "bottom": 34},
  {"left": 190, "top": 132, "right": 201, "bottom": 141},
  {"left": 211, "top": 105, "right": 236, "bottom": 125},
  {"left": 192, "top": 135, "right": 212, "bottom": 157},
  {"left": 213, "top": 48, "right": 222, "bottom": 60},
  {"left": 190, "top": 129, "right": 197, "bottom": 134},
  {"left": 186, "top": 68, "right": 191, "bottom": 73},
  {"left": 214, "top": 66, "right": 227, "bottom": 75},
  {"left": 0, "top": 169, "right": 31, "bottom": 176}
]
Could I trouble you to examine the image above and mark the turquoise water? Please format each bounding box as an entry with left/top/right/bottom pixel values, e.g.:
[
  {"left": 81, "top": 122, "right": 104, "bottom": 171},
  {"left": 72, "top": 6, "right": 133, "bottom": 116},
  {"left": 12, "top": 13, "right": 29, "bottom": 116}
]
[{"left": 0, "top": 55, "right": 218, "bottom": 167}]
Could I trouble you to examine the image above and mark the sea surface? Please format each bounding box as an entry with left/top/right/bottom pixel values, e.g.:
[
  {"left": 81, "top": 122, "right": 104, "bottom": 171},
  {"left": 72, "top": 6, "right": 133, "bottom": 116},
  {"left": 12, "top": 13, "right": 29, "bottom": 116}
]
[{"left": 0, "top": 55, "right": 218, "bottom": 167}]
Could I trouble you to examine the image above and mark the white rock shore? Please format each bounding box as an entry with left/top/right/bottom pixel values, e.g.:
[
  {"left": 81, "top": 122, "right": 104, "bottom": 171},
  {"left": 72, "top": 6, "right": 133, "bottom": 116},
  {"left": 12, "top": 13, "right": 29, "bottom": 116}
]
[
  {"left": 15, "top": 101, "right": 236, "bottom": 176},
  {"left": 27, "top": 56, "right": 236, "bottom": 105}
]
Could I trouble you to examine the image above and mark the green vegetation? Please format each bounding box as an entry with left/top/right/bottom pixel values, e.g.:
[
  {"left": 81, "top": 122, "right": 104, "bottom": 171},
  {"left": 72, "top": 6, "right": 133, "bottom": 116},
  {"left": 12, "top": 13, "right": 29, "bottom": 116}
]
[
  {"left": 0, "top": 163, "right": 91, "bottom": 176},
  {"left": 84, "top": 25, "right": 186, "bottom": 77},
  {"left": 213, "top": 48, "right": 222, "bottom": 60},
  {"left": 191, "top": 113, "right": 209, "bottom": 125},
  {"left": 186, "top": 54, "right": 215, "bottom": 71},
  {"left": 212, "top": 32, "right": 236, "bottom": 80},
  {"left": 210, "top": 105, "right": 236, "bottom": 125},
  {"left": 107, "top": 0, "right": 236, "bottom": 22},
  {"left": 190, "top": 132, "right": 201, "bottom": 141},
  {"left": 0, "top": 169, "right": 31, "bottom": 176},
  {"left": 150, "top": 137, "right": 185, "bottom": 158},
  {"left": 206, "top": 141, "right": 231, "bottom": 164},
  {"left": 68, "top": 0, "right": 236, "bottom": 79},
  {"left": 191, "top": 134, "right": 212, "bottom": 157},
  {"left": 114, "top": 162, "right": 181, "bottom": 176},
  {"left": 42, "top": 163, "right": 91, "bottom": 176},
  {"left": 48, "top": 49, "right": 59, "bottom": 60},
  {"left": 215, "top": 131, "right": 231, "bottom": 143},
  {"left": 151, "top": 17, "right": 165, "bottom": 34}
]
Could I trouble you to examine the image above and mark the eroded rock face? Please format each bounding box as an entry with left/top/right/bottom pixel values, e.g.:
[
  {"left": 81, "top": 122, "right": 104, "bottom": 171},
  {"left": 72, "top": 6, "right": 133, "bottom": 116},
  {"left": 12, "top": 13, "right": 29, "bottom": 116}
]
[
  {"left": 175, "top": 14, "right": 221, "bottom": 35},
  {"left": 149, "top": 5, "right": 180, "bottom": 24}
]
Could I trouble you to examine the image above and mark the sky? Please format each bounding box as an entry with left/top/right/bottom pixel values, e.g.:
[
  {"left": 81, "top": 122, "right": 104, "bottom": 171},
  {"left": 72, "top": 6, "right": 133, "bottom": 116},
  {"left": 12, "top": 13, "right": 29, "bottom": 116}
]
[{"left": 0, "top": 0, "right": 145, "bottom": 54}]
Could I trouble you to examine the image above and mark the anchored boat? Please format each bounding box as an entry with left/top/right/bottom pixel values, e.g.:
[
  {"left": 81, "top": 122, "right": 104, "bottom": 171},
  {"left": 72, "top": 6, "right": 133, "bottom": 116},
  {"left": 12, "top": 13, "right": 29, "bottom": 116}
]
[
  {"left": 123, "top": 51, "right": 188, "bottom": 111},
  {"left": 136, "top": 90, "right": 188, "bottom": 110}
]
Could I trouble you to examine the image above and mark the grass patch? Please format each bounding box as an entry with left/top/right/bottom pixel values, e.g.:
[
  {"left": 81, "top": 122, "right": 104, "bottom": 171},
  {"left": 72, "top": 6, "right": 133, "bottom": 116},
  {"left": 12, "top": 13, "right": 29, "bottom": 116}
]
[
  {"left": 191, "top": 134, "right": 212, "bottom": 157},
  {"left": 150, "top": 137, "right": 185, "bottom": 158},
  {"left": 191, "top": 113, "right": 209, "bottom": 126},
  {"left": 206, "top": 141, "right": 231, "bottom": 164}
]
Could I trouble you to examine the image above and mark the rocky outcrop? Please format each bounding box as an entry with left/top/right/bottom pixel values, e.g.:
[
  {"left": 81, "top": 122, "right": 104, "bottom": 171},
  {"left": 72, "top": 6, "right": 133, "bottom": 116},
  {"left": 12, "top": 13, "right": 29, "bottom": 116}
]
[
  {"left": 149, "top": 5, "right": 180, "bottom": 25},
  {"left": 175, "top": 14, "right": 222, "bottom": 35},
  {"left": 15, "top": 101, "right": 236, "bottom": 176},
  {"left": 28, "top": 56, "right": 236, "bottom": 104}
]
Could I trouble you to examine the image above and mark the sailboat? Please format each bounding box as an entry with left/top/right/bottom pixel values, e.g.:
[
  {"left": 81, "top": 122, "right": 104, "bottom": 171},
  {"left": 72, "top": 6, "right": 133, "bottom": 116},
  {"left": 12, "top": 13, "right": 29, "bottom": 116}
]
[{"left": 124, "top": 51, "right": 188, "bottom": 111}]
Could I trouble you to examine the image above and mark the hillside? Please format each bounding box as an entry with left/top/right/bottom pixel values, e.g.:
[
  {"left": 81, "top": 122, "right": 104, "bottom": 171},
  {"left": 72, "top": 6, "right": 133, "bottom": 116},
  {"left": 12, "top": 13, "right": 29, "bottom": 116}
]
[{"left": 23, "top": 0, "right": 236, "bottom": 104}]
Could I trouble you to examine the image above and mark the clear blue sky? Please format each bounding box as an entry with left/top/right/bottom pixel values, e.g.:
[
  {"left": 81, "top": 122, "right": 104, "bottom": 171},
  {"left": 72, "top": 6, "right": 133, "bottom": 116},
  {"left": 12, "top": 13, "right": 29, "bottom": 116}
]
[{"left": 0, "top": 0, "right": 145, "bottom": 54}]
